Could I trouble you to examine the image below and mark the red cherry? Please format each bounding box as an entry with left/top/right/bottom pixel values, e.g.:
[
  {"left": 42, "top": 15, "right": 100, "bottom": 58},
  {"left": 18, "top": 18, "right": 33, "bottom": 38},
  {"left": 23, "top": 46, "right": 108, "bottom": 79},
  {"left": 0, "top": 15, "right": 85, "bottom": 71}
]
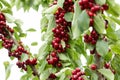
[
  {"left": 57, "top": 63, "right": 62, "bottom": 67},
  {"left": 102, "top": 4, "right": 109, "bottom": 10},
  {"left": 82, "top": 0, "right": 88, "bottom": 4},
  {"left": 76, "top": 68, "right": 81, "bottom": 72},
  {"left": 91, "top": 39, "right": 96, "bottom": 45},
  {"left": 104, "top": 63, "right": 110, "bottom": 69},
  {"left": 49, "top": 73, "right": 56, "bottom": 79},
  {"left": 79, "top": 1, "right": 83, "bottom": 6},
  {"left": 48, "top": 60, "right": 54, "bottom": 65},
  {"left": 88, "top": 11, "right": 94, "bottom": 17},
  {"left": 90, "top": 64, "right": 97, "bottom": 70},
  {"left": 72, "top": 70, "right": 77, "bottom": 75},
  {"left": 53, "top": 57, "right": 58, "bottom": 63},
  {"left": 53, "top": 43, "right": 59, "bottom": 49},
  {"left": 51, "top": 51, "right": 57, "bottom": 57},
  {"left": 90, "top": 18, "right": 94, "bottom": 26}
]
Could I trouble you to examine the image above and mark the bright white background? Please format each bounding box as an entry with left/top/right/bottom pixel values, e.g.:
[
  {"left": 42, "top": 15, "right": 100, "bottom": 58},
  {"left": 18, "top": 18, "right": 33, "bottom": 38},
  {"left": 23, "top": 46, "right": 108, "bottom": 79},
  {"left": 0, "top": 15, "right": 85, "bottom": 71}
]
[{"left": 0, "top": 0, "right": 120, "bottom": 80}]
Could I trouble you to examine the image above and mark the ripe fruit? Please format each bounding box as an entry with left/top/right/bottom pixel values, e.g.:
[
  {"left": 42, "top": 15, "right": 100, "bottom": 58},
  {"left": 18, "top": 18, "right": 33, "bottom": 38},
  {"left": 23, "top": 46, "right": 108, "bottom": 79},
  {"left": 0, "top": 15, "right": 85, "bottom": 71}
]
[
  {"left": 90, "top": 64, "right": 97, "bottom": 70},
  {"left": 71, "top": 68, "right": 85, "bottom": 80},
  {"left": 104, "top": 63, "right": 110, "bottom": 69}
]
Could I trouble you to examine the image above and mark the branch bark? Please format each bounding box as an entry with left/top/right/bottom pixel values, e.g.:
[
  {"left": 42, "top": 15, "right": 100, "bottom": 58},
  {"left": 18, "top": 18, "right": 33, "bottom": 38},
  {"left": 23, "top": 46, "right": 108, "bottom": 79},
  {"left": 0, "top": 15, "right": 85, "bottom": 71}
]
[{"left": 95, "top": 53, "right": 105, "bottom": 80}]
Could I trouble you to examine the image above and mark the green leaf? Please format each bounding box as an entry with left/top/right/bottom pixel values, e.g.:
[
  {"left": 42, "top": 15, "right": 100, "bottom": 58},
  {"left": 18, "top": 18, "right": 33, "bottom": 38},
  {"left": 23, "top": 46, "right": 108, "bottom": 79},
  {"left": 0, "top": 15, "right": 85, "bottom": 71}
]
[
  {"left": 32, "top": 76, "right": 39, "bottom": 80},
  {"left": 110, "top": 40, "right": 120, "bottom": 55},
  {"left": 4, "top": 13, "right": 15, "bottom": 23},
  {"left": 106, "top": 24, "right": 118, "bottom": 40},
  {"left": 26, "top": 66, "right": 32, "bottom": 74},
  {"left": 98, "top": 69, "right": 114, "bottom": 80},
  {"left": 58, "top": 54, "right": 69, "bottom": 61},
  {"left": 20, "top": 53, "right": 28, "bottom": 62},
  {"left": 87, "top": 55, "right": 94, "bottom": 65},
  {"left": 40, "top": 69, "right": 50, "bottom": 80},
  {"left": 31, "top": 42, "right": 38, "bottom": 46},
  {"left": 40, "top": 16, "right": 48, "bottom": 32},
  {"left": 72, "top": 1, "right": 81, "bottom": 39},
  {"left": 77, "top": 10, "right": 90, "bottom": 34},
  {"left": 96, "top": 40, "right": 109, "bottom": 57},
  {"left": 0, "top": 41, "right": 3, "bottom": 49},
  {"left": 91, "top": 73, "right": 98, "bottom": 80},
  {"left": 107, "top": 0, "right": 120, "bottom": 17},
  {"left": 94, "top": 14, "right": 105, "bottom": 34},
  {"left": 59, "top": 73, "right": 66, "bottom": 80},
  {"left": 95, "top": 0, "right": 106, "bottom": 5},
  {"left": 109, "top": 16, "right": 120, "bottom": 25},
  {"left": 14, "top": 19, "right": 23, "bottom": 27},
  {"left": 57, "top": 0, "right": 65, "bottom": 8},
  {"left": 61, "top": 40, "right": 66, "bottom": 48},
  {"left": 13, "top": 31, "right": 20, "bottom": 40},
  {"left": 38, "top": 61, "right": 47, "bottom": 73},
  {"left": 38, "top": 43, "right": 50, "bottom": 60},
  {"left": 26, "top": 28, "right": 36, "bottom": 32},
  {"left": 112, "top": 55, "right": 120, "bottom": 74},
  {"left": 44, "top": 5, "right": 58, "bottom": 14},
  {"left": 0, "top": 0, "right": 11, "bottom": 8},
  {"left": 47, "top": 14, "right": 56, "bottom": 32},
  {"left": 0, "top": 2, "right": 3, "bottom": 9},
  {"left": 19, "top": 33, "right": 27, "bottom": 37},
  {"left": 11, "top": 45, "right": 17, "bottom": 51},
  {"left": 56, "top": 67, "right": 72, "bottom": 77},
  {"left": 20, "top": 73, "right": 32, "bottom": 80},
  {"left": 104, "top": 51, "right": 113, "bottom": 62},
  {"left": 64, "top": 12, "right": 73, "bottom": 22},
  {"left": 1, "top": 8, "right": 13, "bottom": 14},
  {"left": 3, "top": 61, "right": 11, "bottom": 80}
]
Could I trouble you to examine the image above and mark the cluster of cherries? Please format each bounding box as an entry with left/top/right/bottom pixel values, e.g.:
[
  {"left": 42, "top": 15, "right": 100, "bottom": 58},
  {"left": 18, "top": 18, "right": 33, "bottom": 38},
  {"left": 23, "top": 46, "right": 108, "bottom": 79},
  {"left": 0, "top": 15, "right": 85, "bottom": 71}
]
[
  {"left": 52, "top": 25, "right": 70, "bottom": 52},
  {"left": 79, "top": 0, "right": 109, "bottom": 26},
  {"left": 52, "top": 0, "right": 74, "bottom": 12},
  {"left": 0, "top": 13, "right": 14, "bottom": 37},
  {"left": 84, "top": 29, "right": 99, "bottom": 45},
  {"left": 10, "top": 45, "right": 37, "bottom": 71},
  {"left": 46, "top": 51, "right": 62, "bottom": 67},
  {"left": 9, "top": 46, "right": 29, "bottom": 59},
  {"left": 47, "top": 0, "right": 74, "bottom": 67},
  {"left": 55, "top": 7, "right": 71, "bottom": 27},
  {"left": 16, "top": 58, "right": 37, "bottom": 71},
  {"left": 70, "top": 68, "right": 85, "bottom": 80},
  {"left": 0, "top": 12, "right": 38, "bottom": 74},
  {"left": 0, "top": 36, "right": 13, "bottom": 49},
  {"left": 47, "top": 0, "right": 74, "bottom": 79}
]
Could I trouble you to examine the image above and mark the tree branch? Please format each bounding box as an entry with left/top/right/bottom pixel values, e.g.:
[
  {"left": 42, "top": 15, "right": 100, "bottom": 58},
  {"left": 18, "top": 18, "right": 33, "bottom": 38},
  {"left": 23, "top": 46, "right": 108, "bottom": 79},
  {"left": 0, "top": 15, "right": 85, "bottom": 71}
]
[
  {"left": 95, "top": 53, "right": 105, "bottom": 80},
  {"left": 6, "top": 28, "right": 40, "bottom": 78}
]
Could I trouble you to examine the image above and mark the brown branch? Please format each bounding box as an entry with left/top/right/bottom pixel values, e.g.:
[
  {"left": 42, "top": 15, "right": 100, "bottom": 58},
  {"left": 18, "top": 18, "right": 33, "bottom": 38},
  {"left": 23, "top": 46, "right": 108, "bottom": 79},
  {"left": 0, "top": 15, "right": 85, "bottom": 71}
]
[{"left": 95, "top": 53, "right": 105, "bottom": 80}]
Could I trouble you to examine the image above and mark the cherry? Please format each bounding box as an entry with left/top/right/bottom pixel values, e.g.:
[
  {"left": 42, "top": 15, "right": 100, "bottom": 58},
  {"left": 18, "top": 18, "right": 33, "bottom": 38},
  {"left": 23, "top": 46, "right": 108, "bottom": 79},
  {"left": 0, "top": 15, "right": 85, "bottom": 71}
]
[
  {"left": 88, "top": 11, "right": 94, "bottom": 17},
  {"left": 104, "top": 63, "right": 110, "bottom": 69},
  {"left": 51, "top": 51, "right": 57, "bottom": 57},
  {"left": 102, "top": 4, "right": 109, "bottom": 10},
  {"left": 90, "top": 64, "right": 97, "bottom": 70},
  {"left": 57, "top": 63, "right": 62, "bottom": 67},
  {"left": 82, "top": 0, "right": 88, "bottom": 4},
  {"left": 48, "top": 59, "right": 54, "bottom": 65},
  {"left": 76, "top": 68, "right": 81, "bottom": 72},
  {"left": 72, "top": 70, "right": 77, "bottom": 75},
  {"left": 49, "top": 73, "right": 56, "bottom": 79},
  {"left": 53, "top": 43, "right": 59, "bottom": 49}
]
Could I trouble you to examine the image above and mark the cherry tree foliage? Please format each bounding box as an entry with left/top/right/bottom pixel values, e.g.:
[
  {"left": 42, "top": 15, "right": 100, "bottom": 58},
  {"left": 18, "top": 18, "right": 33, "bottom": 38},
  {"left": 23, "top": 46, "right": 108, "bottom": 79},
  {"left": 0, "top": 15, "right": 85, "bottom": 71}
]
[{"left": 0, "top": 0, "right": 120, "bottom": 80}]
